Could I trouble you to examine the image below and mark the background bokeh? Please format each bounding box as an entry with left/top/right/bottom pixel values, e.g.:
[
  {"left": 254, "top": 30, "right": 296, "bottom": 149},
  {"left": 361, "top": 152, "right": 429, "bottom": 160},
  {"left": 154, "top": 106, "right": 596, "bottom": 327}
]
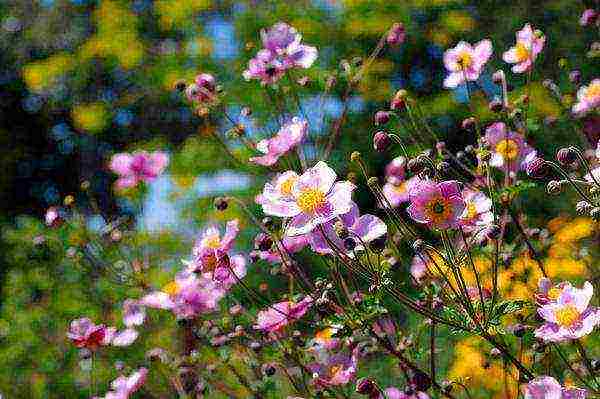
[{"left": 0, "top": 0, "right": 597, "bottom": 397}]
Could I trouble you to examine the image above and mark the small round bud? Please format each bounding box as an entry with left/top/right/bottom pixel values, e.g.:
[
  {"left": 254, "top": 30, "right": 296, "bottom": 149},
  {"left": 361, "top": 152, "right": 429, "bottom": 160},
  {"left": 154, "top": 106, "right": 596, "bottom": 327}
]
[
  {"left": 64, "top": 195, "right": 75, "bottom": 206},
  {"left": 350, "top": 151, "right": 361, "bottom": 162},
  {"left": 492, "top": 70, "right": 505, "bottom": 85},
  {"left": 356, "top": 377, "right": 379, "bottom": 395},
  {"left": 334, "top": 220, "right": 349, "bottom": 239},
  {"left": 461, "top": 117, "right": 477, "bottom": 130},
  {"left": 569, "top": 70, "right": 582, "bottom": 84},
  {"left": 344, "top": 237, "right": 357, "bottom": 251},
  {"left": 412, "top": 239, "right": 425, "bottom": 253},
  {"left": 591, "top": 207, "right": 600, "bottom": 222},
  {"left": 576, "top": 201, "right": 593, "bottom": 215},
  {"left": 525, "top": 156, "right": 549, "bottom": 179},
  {"left": 261, "top": 363, "right": 277, "bottom": 377},
  {"left": 490, "top": 348, "right": 502, "bottom": 357},
  {"left": 435, "top": 141, "right": 446, "bottom": 152},
  {"left": 546, "top": 180, "right": 562, "bottom": 195},
  {"left": 390, "top": 90, "right": 408, "bottom": 110},
  {"left": 556, "top": 147, "right": 578, "bottom": 166},
  {"left": 489, "top": 99, "right": 503, "bottom": 113},
  {"left": 80, "top": 180, "right": 90, "bottom": 191},
  {"left": 373, "top": 131, "right": 391, "bottom": 152},
  {"left": 386, "top": 22, "right": 406, "bottom": 46},
  {"left": 374, "top": 111, "right": 390, "bottom": 126},
  {"left": 214, "top": 197, "right": 228, "bottom": 211}
]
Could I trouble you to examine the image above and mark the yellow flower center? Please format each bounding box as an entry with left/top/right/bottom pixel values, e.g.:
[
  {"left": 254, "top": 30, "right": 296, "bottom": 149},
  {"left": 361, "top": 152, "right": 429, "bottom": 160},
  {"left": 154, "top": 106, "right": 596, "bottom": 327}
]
[
  {"left": 280, "top": 176, "right": 297, "bottom": 196},
  {"left": 316, "top": 328, "right": 335, "bottom": 342},
  {"left": 495, "top": 139, "right": 520, "bottom": 160},
  {"left": 162, "top": 281, "right": 180, "bottom": 296},
  {"left": 514, "top": 42, "right": 530, "bottom": 62},
  {"left": 297, "top": 188, "right": 326, "bottom": 214},
  {"left": 456, "top": 51, "right": 473, "bottom": 69},
  {"left": 393, "top": 181, "right": 407, "bottom": 194},
  {"left": 554, "top": 305, "right": 580, "bottom": 327},
  {"left": 547, "top": 287, "right": 562, "bottom": 301},
  {"left": 424, "top": 196, "right": 453, "bottom": 224},
  {"left": 203, "top": 235, "right": 221, "bottom": 249},
  {"left": 465, "top": 202, "right": 478, "bottom": 220},
  {"left": 584, "top": 82, "right": 600, "bottom": 102},
  {"left": 329, "top": 364, "right": 343, "bottom": 376}
]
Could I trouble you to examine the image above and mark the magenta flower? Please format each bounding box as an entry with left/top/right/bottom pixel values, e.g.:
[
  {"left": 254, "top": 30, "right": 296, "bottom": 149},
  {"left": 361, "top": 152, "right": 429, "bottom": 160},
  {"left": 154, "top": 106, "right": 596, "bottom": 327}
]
[
  {"left": 255, "top": 234, "right": 309, "bottom": 264},
  {"left": 141, "top": 274, "right": 226, "bottom": 320},
  {"left": 250, "top": 118, "right": 308, "bottom": 166},
  {"left": 185, "top": 73, "right": 216, "bottom": 103},
  {"left": 407, "top": 180, "right": 466, "bottom": 229},
  {"left": 524, "top": 376, "right": 587, "bottom": 399},
  {"left": 260, "top": 161, "right": 356, "bottom": 236},
  {"left": 443, "top": 39, "right": 493, "bottom": 88},
  {"left": 503, "top": 23, "right": 545, "bottom": 73},
  {"left": 309, "top": 202, "right": 387, "bottom": 255},
  {"left": 67, "top": 318, "right": 109, "bottom": 350},
  {"left": 45, "top": 206, "right": 62, "bottom": 227},
  {"left": 109, "top": 150, "right": 169, "bottom": 189},
  {"left": 254, "top": 296, "right": 313, "bottom": 334},
  {"left": 459, "top": 188, "right": 493, "bottom": 233},
  {"left": 580, "top": 9, "right": 598, "bottom": 27},
  {"left": 572, "top": 79, "right": 600, "bottom": 116},
  {"left": 385, "top": 156, "right": 407, "bottom": 185},
  {"left": 381, "top": 175, "right": 422, "bottom": 208},
  {"left": 382, "top": 388, "right": 430, "bottom": 399},
  {"left": 534, "top": 281, "right": 600, "bottom": 342},
  {"left": 485, "top": 122, "right": 535, "bottom": 173},
  {"left": 94, "top": 368, "right": 148, "bottom": 399},
  {"left": 308, "top": 350, "right": 357, "bottom": 389},
  {"left": 244, "top": 23, "right": 317, "bottom": 84}
]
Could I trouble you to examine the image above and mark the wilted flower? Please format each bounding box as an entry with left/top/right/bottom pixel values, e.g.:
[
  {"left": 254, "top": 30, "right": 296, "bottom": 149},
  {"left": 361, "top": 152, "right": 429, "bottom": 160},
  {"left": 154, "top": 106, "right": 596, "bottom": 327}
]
[
  {"left": 534, "top": 280, "right": 600, "bottom": 342},
  {"left": 94, "top": 368, "right": 148, "bottom": 399},
  {"left": 407, "top": 180, "right": 466, "bottom": 229},
  {"left": 67, "top": 318, "right": 109, "bottom": 350},
  {"left": 572, "top": 79, "right": 600, "bottom": 116},
  {"left": 244, "top": 23, "right": 317, "bottom": 84},
  {"left": 485, "top": 122, "right": 535, "bottom": 173},
  {"left": 459, "top": 188, "right": 493, "bottom": 233},
  {"left": 523, "top": 376, "right": 587, "bottom": 399},
  {"left": 185, "top": 73, "right": 216, "bottom": 103},
  {"left": 503, "top": 23, "right": 545, "bottom": 73},
  {"left": 259, "top": 161, "right": 356, "bottom": 236},
  {"left": 109, "top": 151, "right": 169, "bottom": 190},
  {"left": 309, "top": 203, "right": 387, "bottom": 256},
  {"left": 250, "top": 117, "right": 308, "bottom": 166},
  {"left": 443, "top": 39, "right": 493, "bottom": 88},
  {"left": 254, "top": 297, "right": 313, "bottom": 334}
]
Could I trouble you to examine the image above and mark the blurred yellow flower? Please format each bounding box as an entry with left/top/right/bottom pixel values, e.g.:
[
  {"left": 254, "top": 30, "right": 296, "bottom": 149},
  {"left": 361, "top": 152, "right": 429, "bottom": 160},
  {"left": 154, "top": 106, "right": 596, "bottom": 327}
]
[
  {"left": 155, "top": 0, "right": 210, "bottom": 30},
  {"left": 440, "top": 11, "right": 475, "bottom": 34},
  {"left": 22, "top": 53, "right": 75, "bottom": 93},
  {"left": 72, "top": 103, "right": 109, "bottom": 133}
]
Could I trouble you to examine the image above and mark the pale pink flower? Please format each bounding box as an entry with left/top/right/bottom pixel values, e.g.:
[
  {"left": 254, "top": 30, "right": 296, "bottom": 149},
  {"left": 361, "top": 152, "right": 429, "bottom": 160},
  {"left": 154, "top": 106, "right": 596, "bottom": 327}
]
[
  {"left": 383, "top": 388, "right": 430, "bottom": 399},
  {"left": 45, "top": 206, "right": 62, "bottom": 227},
  {"left": 381, "top": 175, "right": 422, "bottom": 208},
  {"left": 254, "top": 297, "right": 313, "bottom": 334},
  {"left": 260, "top": 161, "right": 356, "bottom": 236},
  {"left": 485, "top": 122, "right": 535, "bottom": 173},
  {"left": 104, "top": 327, "right": 139, "bottom": 347},
  {"left": 503, "top": 23, "right": 545, "bottom": 73},
  {"left": 459, "top": 188, "right": 493, "bottom": 233},
  {"left": 407, "top": 180, "right": 466, "bottom": 229},
  {"left": 572, "top": 79, "right": 600, "bottom": 116},
  {"left": 109, "top": 151, "right": 169, "bottom": 189},
  {"left": 250, "top": 118, "right": 307, "bottom": 166},
  {"left": 524, "top": 376, "right": 586, "bottom": 399},
  {"left": 95, "top": 368, "right": 148, "bottom": 399},
  {"left": 255, "top": 234, "right": 309, "bottom": 264},
  {"left": 443, "top": 39, "right": 493, "bottom": 88},
  {"left": 534, "top": 281, "right": 600, "bottom": 342}
]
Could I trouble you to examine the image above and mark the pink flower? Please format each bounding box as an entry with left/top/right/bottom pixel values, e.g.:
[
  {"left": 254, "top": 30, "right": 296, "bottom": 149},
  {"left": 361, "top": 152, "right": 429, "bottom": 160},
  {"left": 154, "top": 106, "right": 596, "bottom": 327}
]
[
  {"left": 309, "top": 202, "right": 387, "bottom": 255},
  {"left": 104, "top": 327, "right": 139, "bottom": 347},
  {"left": 122, "top": 299, "right": 145, "bottom": 327},
  {"left": 308, "top": 350, "right": 357, "bottom": 388},
  {"left": 580, "top": 9, "right": 598, "bottom": 27},
  {"left": 45, "top": 206, "right": 62, "bottom": 227},
  {"left": 459, "top": 188, "right": 493, "bottom": 233},
  {"left": 407, "top": 180, "right": 466, "bottom": 229},
  {"left": 255, "top": 234, "right": 309, "bottom": 264},
  {"left": 572, "top": 79, "right": 600, "bottom": 116},
  {"left": 503, "top": 23, "right": 545, "bottom": 73},
  {"left": 383, "top": 388, "right": 430, "bottom": 399},
  {"left": 534, "top": 281, "right": 600, "bottom": 342},
  {"left": 254, "top": 297, "right": 313, "bottom": 334},
  {"left": 485, "top": 122, "right": 535, "bottom": 173},
  {"left": 95, "top": 368, "right": 148, "bottom": 399},
  {"left": 141, "top": 274, "right": 226, "bottom": 320},
  {"left": 244, "top": 23, "right": 317, "bottom": 84},
  {"left": 524, "top": 376, "right": 587, "bottom": 399},
  {"left": 443, "top": 39, "right": 493, "bottom": 88},
  {"left": 185, "top": 73, "right": 216, "bottom": 103},
  {"left": 260, "top": 162, "right": 356, "bottom": 236},
  {"left": 250, "top": 118, "right": 308, "bottom": 166},
  {"left": 385, "top": 156, "right": 407, "bottom": 185},
  {"left": 109, "top": 151, "right": 169, "bottom": 189},
  {"left": 381, "top": 175, "right": 422, "bottom": 208},
  {"left": 67, "top": 318, "right": 108, "bottom": 350}
]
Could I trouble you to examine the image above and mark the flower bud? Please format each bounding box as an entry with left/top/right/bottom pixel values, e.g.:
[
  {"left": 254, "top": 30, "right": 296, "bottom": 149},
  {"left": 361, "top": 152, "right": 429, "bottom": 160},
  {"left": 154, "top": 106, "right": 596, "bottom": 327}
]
[
  {"left": 350, "top": 151, "right": 361, "bottom": 162},
  {"left": 489, "top": 99, "right": 503, "bottom": 113},
  {"left": 174, "top": 79, "right": 188, "bottom": 92},
  {"left": 591, "top": 207, "right": 600, "bottom": 222},
  {"left": 546, "top": 180, "right": 562, "bottom": 195},
  {"left": 214, "top": 197, "right": 228, "bottom": 211},
  {"left": 373, "top": 131, "right": 391, "bottom": 152},
  {"left": 576, "top": 201, "right": 593, "bottom": 215},
  {"left": 580, "top": 9, "right": 598, "bottom": 26},
  {"left": 356, "top": 377, "right": 379, "bottom": 395},
  {"left": 556, "top": 147, "right": 578, "bottom": 166},
  {"left": 461, "top": 117, "right": 477, "bottom": 130},
  {"left": 387, "top": 23, "right": 406, "bottom": 46},
  {"left": 374, "top": 111, "right": 390, "bottom": 126},
  {"left": 390, "top": 90, "right": 408, "bottom": 110},
  {"left": 569, "top": 70, "right": 582, "bottom": 84},
  {"left": 412, "top": 239, "right": 425, "bottom": 253},
  {"left": 492, "top": 70, "right": 505, "bottom": 85},
  {"left": 525, "top": 156, "right": 549, "bottom": 179}
]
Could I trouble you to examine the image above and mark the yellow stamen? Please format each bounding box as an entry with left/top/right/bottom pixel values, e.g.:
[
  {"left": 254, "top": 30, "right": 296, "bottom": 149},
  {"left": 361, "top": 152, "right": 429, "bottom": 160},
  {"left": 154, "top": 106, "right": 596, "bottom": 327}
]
[
  {"left": 297, "top": 188, "right": 326, "bottom": 214},
  {"left": 424, "top": 196, "right": 453, "bottom": 224},
  {"left": 514, "top": 42, "right": 530, "bottom": 62},
  {"left": 584, "top": 82, "right": 600, "bottom": 102},
  {"left": 465, "top": 202, "right": 478, "bottom": 220},
  {"left": 554, "top": 305, "right": 580, "bottom": 327},
  {"left": 547, "top": 287, "right": 562, "bottom": 301},
  {"left": 393, "top": 181, "right": 407, "bottom": 194},
  {"left": 162, "top": 281, "right": 180, "bottom": 296},
  {"left": 203, "top": 235, "right": 221, "bottom": 249},
  {"left": 280, "top": 176, "right": 297, "bottom": 196},
  {"left": 495, "top": 139, "right": 520, "bottom": 160},
  {"left": 456, "top": 51, "right": 473, "bottom": 69}
]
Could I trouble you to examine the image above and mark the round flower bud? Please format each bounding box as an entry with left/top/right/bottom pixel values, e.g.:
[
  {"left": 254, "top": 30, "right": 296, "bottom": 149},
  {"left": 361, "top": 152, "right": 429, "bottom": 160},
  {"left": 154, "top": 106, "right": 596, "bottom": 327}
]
[
  {"left": 261, "top": 363, "right": 277, "bottom": 377},
  {"left": 489, "top": 99, "right": 503, "bottom": 113},
  {"left": 435, "top": 141, "right": 446, "bottom": 152},
  {"left": 412, "top": 239, "right": 425, "bottom": 253},
  {"left": 461, "top": 117, "right": 477, "bottom": 130},
  {"left": 350, "top": 151, "right": 361, "bottom": 162},
  {"left": 374, "top": 110, "right": 390, "bottom": 126},
  {"left": 387, "top": 22, "right": 406, "bottom": 46},
  {"left": 334, "top": 220, "right": 349, "bottom": 239},
  {"left": 546, "top": 180, "right": 562, "bottom": 195},
  {"left": 214, "top": 197, "right": 228, "bottom": 211},
  {"left": 590, "top": 207, "right": 600, "bottom": 222},
  {"left": 569, "top": 70, "right": 582, "bottom": 84},
  {"left": 525, "top": 156, "right": 549, "bottom": 179},
  {"left": 373, "top": 131, "right": 391, "bottom": 152},
  {"left": 492, "top": 70, "right": 505, "bottom": 85},
  {"left": 580, "top": 9, "right": 598, "bottom": 26},
  {"left": 390, "top": 90, "right": 408, "bottom": 110},
  {"left": 356, "top": 377, "right": 379, "bottom": 395},
  {"left": 576, "top": 201, "right": 593, "bottom": 215},
  {"left": 556, "top": 147, "right": 578, "bottom": 166}
]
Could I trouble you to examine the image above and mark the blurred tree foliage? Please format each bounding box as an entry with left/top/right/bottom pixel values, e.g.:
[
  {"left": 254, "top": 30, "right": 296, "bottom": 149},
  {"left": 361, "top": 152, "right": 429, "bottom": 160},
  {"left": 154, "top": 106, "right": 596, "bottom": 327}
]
[{"left": 0, "top": 0, "right": 596, "bottom": 397}]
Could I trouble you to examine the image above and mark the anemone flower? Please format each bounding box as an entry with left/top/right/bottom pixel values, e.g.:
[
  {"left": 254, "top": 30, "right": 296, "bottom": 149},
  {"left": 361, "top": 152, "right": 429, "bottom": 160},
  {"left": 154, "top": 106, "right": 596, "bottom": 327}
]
[
  {"left": 503, "top": 23, "right": 545, "bottom": 73},
  {"left": 407, "top": 180, "right": 466, "bottom": 229},
  {"left": 572, "top": 79, "right": 600, "bottom": 116},
  {"left": 524, "top": 376, "right": 586, "bottom": 399},
  {"left": 109, "top": 151, "right": 169, "bottom": 190},
  {"left": 485, "top": 122, "right": 535, "bottom": 173},
  {"left": 250, "top": 118, "right": 308, "bottom": 166},
  {"left": 443, "top": 39, "right": 493, "bottom": 88}
]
